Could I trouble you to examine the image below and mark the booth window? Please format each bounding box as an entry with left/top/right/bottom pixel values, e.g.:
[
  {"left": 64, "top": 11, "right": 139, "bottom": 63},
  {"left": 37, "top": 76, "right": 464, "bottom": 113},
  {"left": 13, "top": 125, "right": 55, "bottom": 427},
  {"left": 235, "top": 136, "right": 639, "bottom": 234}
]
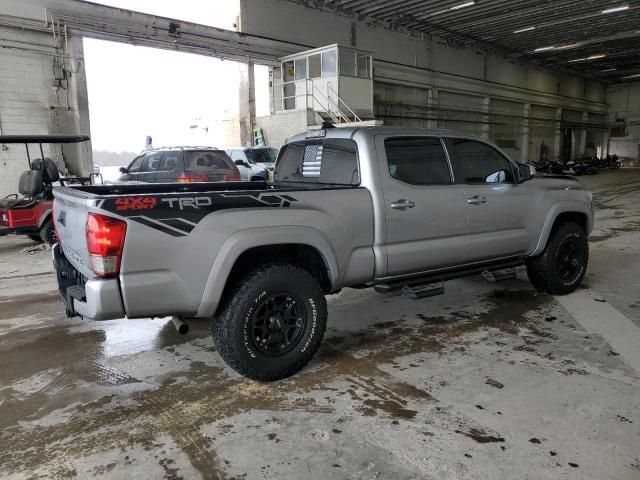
[
  {"left": 321, "top": 50, "right": 337, "bottom": 77},
  {"left": 294, "top": 58, "right": 306, "bottom": 80},
  {"left": 339, "top": 48, "right": 356, "bottom": 76},
  {"left": 357, "top": 54, "right": 371, "bottom": 78},
  {"left": 308, "top": 54, "right": 321, "bottom": 79}
]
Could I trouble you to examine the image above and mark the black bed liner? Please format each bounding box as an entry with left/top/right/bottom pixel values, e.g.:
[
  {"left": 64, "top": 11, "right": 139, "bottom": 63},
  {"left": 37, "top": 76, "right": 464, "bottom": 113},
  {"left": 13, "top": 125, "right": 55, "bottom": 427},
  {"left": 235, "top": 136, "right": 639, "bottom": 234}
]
[{"left": 57, "top": 180, "right": 361, "bottom": 198}]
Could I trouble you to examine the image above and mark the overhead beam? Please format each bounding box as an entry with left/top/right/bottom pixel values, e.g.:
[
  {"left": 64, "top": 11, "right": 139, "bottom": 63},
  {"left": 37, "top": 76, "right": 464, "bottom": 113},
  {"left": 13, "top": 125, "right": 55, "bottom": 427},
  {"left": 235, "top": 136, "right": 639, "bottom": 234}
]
[{"left": 0, "top": 0, "right": 303, "bottom": 65}]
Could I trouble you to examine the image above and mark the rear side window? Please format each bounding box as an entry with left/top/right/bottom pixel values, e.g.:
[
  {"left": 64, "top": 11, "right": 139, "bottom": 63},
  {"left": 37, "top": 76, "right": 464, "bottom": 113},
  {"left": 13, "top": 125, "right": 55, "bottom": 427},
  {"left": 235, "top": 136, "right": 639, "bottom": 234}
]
[
  {"left": 447, "top": 139, "right": 514, "bottom": 184},
  {"left": 185, "top": 151, "right": 234, "bottom": 172},
  {"left": 385, "top": 137, "right": 451, "bottom": 185},
  {"left": 274, "top": 139, "right": 359, "bottom": 185},
  {"left": 160, "top": 151, "right": 179, "bottom": 171}
]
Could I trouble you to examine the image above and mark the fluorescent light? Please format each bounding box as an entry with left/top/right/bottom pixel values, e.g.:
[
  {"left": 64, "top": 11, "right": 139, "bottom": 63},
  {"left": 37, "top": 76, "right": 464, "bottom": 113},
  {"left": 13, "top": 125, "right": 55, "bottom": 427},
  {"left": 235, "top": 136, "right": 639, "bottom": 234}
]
[
  {"left": 450, "top": 1, "right": 475, "bottom": 10},
  {"left": 534, "top": 46, "right": 555, "bottom": 52},
  {"left": 621, "top": 73, "right": 640, "bottom": 79},
  {"left": 556, "top": 43, "right": 580, "bottom": 50},
  {"left": 569, "top": 54, "right": 606, "bottom": 63},
  {"left": 602, "top": 5, "right": 629, "bottom": 14},
  {"left": 514, "top": 26, "right": 535, "bottom": 33},
  {"left": 601, "top": 68, "right": 617, "bottom": 72}
]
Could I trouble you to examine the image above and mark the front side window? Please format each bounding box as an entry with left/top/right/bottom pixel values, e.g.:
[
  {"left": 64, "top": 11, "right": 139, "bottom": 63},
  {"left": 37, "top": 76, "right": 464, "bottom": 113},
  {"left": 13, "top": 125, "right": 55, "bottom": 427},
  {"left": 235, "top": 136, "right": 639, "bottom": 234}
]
[
  {"left": 385, "top": 137, "right": 451, "bottom": 186},
  {"left": 448, "top": 139, "right": 514, "bottom": 184},
  {"left": 230, "top": 151, "right": 246, "bottom": 162},
  {"left": 274, "top": 139, "right": 359, "bottom": 185},
  {"left": 127, "top": 155, "right": 144, "bottom": 173},
  {"left": 246, "top": 148, "right": 276, "bottom": 164}
]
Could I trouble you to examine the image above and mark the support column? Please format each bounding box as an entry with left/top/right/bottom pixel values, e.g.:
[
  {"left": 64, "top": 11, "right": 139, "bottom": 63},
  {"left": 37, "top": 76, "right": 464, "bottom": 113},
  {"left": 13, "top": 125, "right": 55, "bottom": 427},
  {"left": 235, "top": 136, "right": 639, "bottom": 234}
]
[
  {"left": 56, "top": 35, "right": 92, "bottom": 176},
  {"left": 427, "top": 88, "right": 438, "bottom": 129},
  {"left": 553, "top": 108, "right": 562, "bottom": 160},
  {"left": 239, "top": 59, "right": 256, "bottom": 146},
  {"left": 521, "top": 103, "right": 531, "bottom": 163},
  {"left": 481, "top": 97, "right": 490, "bottom": 140},
  {"left": 578, "top": 111, "right": 588, "bottom": 156}
]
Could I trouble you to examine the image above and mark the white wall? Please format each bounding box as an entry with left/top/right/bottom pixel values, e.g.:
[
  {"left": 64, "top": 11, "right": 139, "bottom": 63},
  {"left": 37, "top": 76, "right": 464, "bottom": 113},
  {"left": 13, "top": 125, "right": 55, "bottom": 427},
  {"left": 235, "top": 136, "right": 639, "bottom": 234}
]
[
  {"left": 607, "top": 82, "right": 640, "bottom": 162},
  {"left": 0, "top": 15, "right": 91, "bottom": 197}
]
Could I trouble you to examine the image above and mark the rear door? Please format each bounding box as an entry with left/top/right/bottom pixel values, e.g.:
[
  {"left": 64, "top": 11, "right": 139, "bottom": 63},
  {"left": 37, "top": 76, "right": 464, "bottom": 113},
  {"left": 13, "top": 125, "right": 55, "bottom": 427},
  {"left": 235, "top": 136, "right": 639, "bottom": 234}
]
[
  {"left": 376, "top": 135, "right": 467, "bottom": 276},
  {"left": 136, "top": 151, "right": 163, "bottom": 183},
  {"left": 445, "top": 137, "right": 529, "bottom": 261},
  {"left": 155, "top": 150, "right": 180, "bottom": 183}
]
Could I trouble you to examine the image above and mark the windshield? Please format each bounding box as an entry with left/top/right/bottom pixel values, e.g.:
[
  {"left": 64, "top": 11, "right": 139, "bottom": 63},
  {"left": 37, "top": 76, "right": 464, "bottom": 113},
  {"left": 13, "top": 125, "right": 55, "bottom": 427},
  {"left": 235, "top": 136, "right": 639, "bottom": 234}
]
[{"left": 246, "top": 148, "right": 277, "bottom": 164}]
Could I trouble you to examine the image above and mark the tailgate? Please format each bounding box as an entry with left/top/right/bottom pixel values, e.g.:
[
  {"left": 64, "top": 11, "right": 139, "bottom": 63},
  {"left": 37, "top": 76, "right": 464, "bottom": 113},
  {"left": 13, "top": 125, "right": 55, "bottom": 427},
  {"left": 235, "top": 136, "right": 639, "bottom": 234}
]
[{"left": 53, "top": 188, "right": 94, "bottom": 279}]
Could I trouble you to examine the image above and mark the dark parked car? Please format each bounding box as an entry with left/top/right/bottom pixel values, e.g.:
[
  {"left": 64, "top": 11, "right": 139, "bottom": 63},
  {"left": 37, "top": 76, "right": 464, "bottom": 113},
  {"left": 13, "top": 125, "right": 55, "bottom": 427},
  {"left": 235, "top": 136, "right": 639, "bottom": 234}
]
[{"left": 117, "top": 147, "right": 241, "bottom": 183}]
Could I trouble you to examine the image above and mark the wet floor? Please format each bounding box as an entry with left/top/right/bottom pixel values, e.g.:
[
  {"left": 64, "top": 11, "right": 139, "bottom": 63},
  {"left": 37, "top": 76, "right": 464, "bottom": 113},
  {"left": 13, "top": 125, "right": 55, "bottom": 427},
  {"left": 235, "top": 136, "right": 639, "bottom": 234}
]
[{"left": 1, "top": 170, "right": 640, "bottom": 479}]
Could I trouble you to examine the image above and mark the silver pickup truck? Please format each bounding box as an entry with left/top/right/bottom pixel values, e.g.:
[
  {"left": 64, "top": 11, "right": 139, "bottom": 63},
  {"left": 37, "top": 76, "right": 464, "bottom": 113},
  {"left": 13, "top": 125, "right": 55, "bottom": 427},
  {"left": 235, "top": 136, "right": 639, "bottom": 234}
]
[{"left": 52, "top": 126, "right": 593, "bottom": 380}]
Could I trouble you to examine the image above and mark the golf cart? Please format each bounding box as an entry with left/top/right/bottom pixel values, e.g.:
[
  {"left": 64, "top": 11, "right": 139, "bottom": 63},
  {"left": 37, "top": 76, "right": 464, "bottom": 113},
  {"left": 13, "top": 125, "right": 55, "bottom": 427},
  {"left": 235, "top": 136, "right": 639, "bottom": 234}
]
[{"left": 0, "top": 134, "right": 94, "bottom": 245}]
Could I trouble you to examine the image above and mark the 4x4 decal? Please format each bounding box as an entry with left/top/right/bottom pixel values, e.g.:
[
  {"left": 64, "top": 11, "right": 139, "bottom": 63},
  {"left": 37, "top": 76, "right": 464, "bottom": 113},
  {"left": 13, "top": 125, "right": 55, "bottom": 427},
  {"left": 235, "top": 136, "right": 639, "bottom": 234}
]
[{"left": 99, "top": 191, "right": 297, "bottom": 237}]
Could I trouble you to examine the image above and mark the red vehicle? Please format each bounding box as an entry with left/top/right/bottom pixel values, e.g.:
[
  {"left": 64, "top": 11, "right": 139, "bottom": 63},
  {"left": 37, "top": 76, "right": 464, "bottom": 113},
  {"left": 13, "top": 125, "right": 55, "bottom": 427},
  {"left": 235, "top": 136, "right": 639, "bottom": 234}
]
[{"left": 0, "top": 134, "right": 91, "bottom": 244}]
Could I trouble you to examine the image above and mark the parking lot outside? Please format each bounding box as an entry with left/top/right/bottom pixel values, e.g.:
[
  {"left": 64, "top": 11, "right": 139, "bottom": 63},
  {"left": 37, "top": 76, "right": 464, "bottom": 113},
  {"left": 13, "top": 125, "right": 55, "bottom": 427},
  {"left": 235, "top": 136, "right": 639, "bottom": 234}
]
[{"left": 1, "top": 169, "right": 639, "bottom": 479}]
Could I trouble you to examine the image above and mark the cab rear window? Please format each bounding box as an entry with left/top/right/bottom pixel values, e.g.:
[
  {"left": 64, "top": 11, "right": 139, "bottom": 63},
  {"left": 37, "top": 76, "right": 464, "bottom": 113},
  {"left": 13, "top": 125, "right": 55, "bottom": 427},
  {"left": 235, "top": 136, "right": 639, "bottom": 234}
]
[
  {"left": 274, "top": 139, "right": 359, "bottom": 185},
  {"left": 185, "top": 151, "right": 234, "bottom": 172}
]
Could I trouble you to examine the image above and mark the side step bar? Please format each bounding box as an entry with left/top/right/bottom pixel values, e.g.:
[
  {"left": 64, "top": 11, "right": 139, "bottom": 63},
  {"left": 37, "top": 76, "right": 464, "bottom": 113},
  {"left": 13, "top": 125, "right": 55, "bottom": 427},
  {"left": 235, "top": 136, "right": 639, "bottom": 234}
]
[{"left": 374, "top": 258, "right": 524, "bottom": 298}]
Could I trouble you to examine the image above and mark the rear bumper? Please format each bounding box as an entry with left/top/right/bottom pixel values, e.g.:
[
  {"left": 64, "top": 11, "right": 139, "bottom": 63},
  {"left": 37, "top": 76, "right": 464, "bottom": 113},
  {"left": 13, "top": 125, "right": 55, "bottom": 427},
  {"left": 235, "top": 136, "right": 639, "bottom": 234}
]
[{"left": 52, "top": 243, "right": 125, "bottom": 320}]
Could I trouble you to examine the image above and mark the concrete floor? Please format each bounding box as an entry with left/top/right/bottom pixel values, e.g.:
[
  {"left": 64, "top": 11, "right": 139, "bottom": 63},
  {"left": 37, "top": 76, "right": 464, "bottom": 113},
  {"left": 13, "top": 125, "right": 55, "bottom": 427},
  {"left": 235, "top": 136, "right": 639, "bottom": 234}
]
[{"left": 1, "top": 170, "right": 639, "bottom": 480}]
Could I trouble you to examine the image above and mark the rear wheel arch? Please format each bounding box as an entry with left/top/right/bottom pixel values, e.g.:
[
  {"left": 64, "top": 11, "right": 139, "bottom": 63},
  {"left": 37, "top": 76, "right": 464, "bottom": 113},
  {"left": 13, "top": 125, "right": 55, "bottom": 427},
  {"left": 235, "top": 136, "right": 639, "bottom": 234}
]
[
  {"left": 196, "top": 229, "right": 341, "bottom": 318},
  {"left": 223, "top": 244, "right": 333, "bottom": 296}
]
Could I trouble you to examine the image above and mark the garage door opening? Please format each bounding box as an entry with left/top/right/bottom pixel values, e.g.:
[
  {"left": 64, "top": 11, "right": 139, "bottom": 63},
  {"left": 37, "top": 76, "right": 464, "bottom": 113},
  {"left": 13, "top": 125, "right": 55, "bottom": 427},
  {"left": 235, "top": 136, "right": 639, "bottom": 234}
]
[{"left": 83, "top": 38, "right": 269, "bottom": 178}]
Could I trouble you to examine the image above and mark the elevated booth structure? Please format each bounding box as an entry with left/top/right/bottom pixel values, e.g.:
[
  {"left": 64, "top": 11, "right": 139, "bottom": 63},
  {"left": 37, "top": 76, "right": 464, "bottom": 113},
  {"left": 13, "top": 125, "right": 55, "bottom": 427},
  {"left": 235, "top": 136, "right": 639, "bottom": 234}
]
[{"left": 279, "top": 44, "right": 374, "bottom": 124}]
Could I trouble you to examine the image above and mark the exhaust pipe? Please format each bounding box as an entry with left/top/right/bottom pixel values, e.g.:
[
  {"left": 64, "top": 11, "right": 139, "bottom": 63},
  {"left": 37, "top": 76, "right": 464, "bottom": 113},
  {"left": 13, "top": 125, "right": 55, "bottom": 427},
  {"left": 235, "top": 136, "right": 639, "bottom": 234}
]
[{"left": 170, "top": 316, "right": 189, "bottom": 335}]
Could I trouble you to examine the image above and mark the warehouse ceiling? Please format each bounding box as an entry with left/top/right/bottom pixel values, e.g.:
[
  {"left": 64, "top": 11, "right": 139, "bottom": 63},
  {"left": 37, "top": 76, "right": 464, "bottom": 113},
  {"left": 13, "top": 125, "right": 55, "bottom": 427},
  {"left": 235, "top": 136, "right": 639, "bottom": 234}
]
[{"left": 294, "top": 0, "right": 640, "bottom": 83}]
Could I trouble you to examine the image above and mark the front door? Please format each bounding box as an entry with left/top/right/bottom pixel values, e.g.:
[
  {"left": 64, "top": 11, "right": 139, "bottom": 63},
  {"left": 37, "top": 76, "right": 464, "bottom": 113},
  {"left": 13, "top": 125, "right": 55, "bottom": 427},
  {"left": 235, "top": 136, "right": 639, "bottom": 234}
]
[
  {"left": 376, "top": 135, "right": 468, "bottom": 277},
  {"left": 445, "top": 137, "right": 529, "bottom": 262}
]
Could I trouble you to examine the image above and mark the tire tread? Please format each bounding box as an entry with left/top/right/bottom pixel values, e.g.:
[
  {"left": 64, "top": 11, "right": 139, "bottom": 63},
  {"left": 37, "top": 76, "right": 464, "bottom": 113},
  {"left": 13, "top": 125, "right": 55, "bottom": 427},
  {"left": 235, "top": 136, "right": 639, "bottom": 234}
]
[{"left": 212, "top": 263, "right": 327, "bottom": 381}]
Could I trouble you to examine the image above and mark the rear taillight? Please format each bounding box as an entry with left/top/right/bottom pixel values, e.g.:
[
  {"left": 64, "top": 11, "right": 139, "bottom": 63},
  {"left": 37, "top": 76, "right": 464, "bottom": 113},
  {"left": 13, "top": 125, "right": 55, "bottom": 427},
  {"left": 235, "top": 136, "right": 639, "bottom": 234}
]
[
  {"left": 222, "top": 173, "right": 242, "bottom": 181},
  {"left": 177, "top": 174, "right": 208, "bottom": 183},
  {"left": 86, "top": 213, "right": 127, "bottom": 277}
]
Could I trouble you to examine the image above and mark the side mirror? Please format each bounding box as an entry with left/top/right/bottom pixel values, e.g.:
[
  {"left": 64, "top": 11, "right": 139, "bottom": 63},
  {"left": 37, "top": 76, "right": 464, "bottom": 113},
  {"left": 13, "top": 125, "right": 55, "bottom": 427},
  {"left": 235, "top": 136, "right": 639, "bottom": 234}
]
[
  {"left": 518, "top": 163, "right": 535, "bottom": 182},
  {"left": 119, "top": 167, "right": 128, "bottom": 174},
  {"left": 234, "top": 159, "right": 245, "bottom": 167}
]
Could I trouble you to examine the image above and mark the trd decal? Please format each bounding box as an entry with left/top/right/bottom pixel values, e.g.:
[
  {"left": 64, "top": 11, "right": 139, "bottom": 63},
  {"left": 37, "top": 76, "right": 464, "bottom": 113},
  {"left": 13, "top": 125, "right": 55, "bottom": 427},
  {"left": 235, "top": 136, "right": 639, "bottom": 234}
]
[
  {"left": 101, "top": 191, "right": 297, "bottom": 237},
  {"left": 161, "top": 197, "right": 213, "bottom": 210},
  {"left": 115, "top": 197, "right": 157, "bottom": 211}
]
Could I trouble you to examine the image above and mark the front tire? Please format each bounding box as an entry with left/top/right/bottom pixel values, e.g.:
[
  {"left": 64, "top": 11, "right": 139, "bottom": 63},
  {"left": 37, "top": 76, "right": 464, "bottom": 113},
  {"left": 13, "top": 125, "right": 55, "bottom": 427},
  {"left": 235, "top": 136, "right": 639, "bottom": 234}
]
[
  {"left": 526, "top": 222, "right": 588, "bottom": 295},
  {"left": 39, "top": 218, "right": 56, "bottom": 245},
  {"left": 212, "top": 263, "right": 327, "bottom": 381}
]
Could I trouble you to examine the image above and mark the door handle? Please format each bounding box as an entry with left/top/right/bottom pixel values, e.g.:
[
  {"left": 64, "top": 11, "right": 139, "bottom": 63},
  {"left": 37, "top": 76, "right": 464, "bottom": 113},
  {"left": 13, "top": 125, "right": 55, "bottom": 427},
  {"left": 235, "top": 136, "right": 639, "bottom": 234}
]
[
  {"left": 390, "top": 199, "right": 415, "bottom": 210},
  {"left": 467, "top": 195, "right": 487, "bottom": 205}
]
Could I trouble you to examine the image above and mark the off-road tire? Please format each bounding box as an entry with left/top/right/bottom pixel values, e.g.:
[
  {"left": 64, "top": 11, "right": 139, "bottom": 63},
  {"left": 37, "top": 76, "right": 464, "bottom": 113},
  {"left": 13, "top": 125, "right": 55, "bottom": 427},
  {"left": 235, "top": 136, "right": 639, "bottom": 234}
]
[
  {"left": 212, "top": 263, "right": 327, "bottom": 381},
  {"left": 526, "top": 222, "right": 588, "bottom": 295},
  {"left": 39, "top": 218, "right": 56, "bottom": 245}
]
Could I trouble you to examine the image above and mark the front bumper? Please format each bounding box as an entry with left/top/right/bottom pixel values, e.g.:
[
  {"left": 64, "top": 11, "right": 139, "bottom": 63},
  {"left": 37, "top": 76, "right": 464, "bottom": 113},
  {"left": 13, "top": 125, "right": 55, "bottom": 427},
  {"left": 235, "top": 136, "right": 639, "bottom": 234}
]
[{"left": 52, "top": 243, "right": 125, "bottom": 320}]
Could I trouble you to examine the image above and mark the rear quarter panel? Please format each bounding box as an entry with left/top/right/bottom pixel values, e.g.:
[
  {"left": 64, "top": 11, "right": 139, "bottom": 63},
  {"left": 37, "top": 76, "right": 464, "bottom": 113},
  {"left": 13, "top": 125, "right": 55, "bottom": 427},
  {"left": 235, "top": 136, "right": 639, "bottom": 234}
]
[{"left": 97, "top": 187, "right": 374, "bottom": 318}]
